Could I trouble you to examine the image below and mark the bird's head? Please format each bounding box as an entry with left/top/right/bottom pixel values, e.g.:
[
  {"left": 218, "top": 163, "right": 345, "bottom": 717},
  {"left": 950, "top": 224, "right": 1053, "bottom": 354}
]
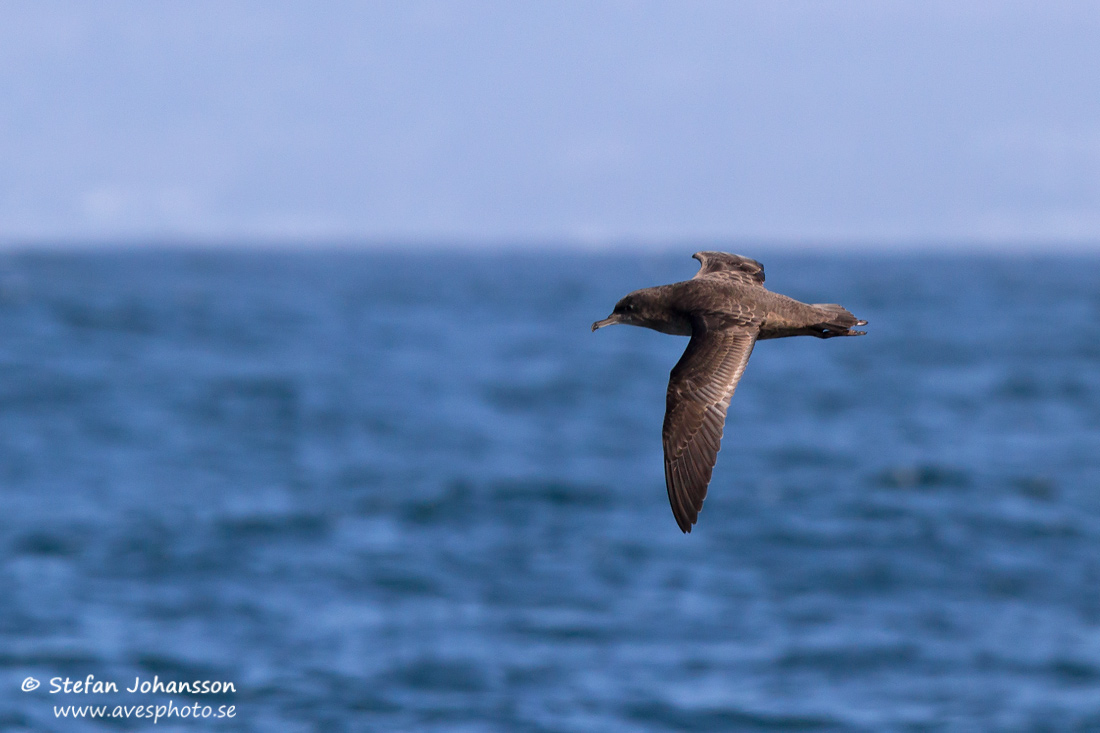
[{"left": 591, "top": 290, "right": 661, "bottom": 331}]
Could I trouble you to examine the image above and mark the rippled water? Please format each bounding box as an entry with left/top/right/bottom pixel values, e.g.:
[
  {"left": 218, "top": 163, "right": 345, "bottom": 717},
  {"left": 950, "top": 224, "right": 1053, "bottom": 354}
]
[{"left": 2, "top": 249, "right": 1100, "bottom": 731}]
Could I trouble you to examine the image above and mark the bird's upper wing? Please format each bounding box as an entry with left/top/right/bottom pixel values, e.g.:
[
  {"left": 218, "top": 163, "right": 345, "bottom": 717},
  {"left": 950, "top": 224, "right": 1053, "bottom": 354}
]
[
  {"left": 662, "top": 323, "right": 758, "bottom": 533},
  {"left": 692, "top": 251, "right": 765, "bottom": 287}
]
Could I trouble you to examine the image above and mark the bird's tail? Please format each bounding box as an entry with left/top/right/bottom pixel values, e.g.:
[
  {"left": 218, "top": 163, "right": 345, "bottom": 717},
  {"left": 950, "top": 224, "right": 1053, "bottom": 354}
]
[{"left": 811, "top": 303, "right": 868, "bottom": 336}]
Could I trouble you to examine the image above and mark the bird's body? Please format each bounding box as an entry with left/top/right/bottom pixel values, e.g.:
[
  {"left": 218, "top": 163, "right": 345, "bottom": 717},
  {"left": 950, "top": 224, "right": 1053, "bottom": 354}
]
[{"left": 592, "top": 252, "right": 867, "bottom": 533}]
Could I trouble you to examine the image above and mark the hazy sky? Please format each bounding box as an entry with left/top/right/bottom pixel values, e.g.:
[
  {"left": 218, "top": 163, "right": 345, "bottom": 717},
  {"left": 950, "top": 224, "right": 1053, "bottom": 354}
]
[{"left": 2, "top": 1, "right": 1099, "bottom": 247}]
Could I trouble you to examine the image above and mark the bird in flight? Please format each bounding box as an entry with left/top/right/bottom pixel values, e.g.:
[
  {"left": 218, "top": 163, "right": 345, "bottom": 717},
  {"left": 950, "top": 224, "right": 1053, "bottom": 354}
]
[{"left": 592, "top": 252, "right": 867, "bottom": 533}]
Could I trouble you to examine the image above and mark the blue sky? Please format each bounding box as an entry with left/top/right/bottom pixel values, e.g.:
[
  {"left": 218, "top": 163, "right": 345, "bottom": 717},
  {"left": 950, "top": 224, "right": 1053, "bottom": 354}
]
[{"left": 2, "top": 1, "right": 1099, "bottom": 247}]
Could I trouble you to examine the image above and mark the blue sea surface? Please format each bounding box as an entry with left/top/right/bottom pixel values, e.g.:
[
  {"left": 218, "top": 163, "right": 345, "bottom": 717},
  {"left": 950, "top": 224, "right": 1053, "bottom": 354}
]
[{"left": 2, "top": 249, "right": 1100, "bottom": 731}]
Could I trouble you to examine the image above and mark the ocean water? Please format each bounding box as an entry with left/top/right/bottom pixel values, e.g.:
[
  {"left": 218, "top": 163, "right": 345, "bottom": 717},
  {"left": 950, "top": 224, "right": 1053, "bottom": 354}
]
[{"left": 1, "top": 248, "right": 1099, "bottom": 732}]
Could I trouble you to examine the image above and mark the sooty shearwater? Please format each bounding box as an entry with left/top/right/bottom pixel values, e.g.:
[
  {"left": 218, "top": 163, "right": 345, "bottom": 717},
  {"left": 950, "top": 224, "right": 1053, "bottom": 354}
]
[{"left": 592, "top": 252, "right": 867, "bottom": 533}]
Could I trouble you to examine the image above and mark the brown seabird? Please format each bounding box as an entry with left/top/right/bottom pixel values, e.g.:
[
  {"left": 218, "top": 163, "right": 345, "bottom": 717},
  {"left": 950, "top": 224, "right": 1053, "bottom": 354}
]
[{"left": 592, "top": 252, "right": 867, "bottom": 533}]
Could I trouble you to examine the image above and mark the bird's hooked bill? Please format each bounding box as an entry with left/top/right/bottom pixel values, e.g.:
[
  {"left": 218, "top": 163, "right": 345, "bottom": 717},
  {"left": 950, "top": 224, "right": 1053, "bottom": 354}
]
[{"left": 591, "top": 315, "right": 621, "bottom": 331}]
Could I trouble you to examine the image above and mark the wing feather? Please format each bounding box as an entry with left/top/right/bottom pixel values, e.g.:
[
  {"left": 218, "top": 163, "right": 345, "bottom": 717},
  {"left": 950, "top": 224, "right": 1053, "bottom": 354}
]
[
  {"left": 692, "top": 251, "right": 765, "bottom": 286},
  {"left": 662, "top": 325, "right": 758, "bottom": 532}
]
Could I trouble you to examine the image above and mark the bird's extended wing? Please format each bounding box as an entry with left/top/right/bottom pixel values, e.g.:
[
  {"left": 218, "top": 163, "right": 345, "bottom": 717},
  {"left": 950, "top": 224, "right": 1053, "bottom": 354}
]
[
  {"left": 692, "top": 251, "right": 765, "bottom": 286},
  {"left": 662, "top": 324, "right": 758, "bottom": 532}
]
